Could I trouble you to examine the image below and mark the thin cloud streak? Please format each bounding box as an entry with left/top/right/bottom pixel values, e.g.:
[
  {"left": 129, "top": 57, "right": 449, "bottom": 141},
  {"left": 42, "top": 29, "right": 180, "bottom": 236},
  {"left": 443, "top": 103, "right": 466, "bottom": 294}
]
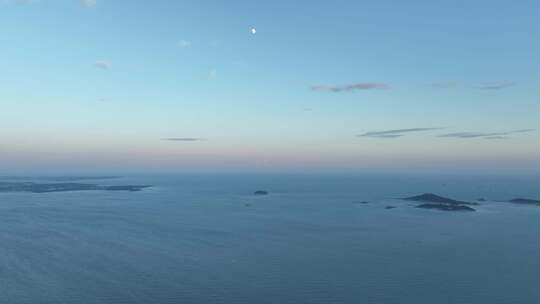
[
  {"left": 438, "top": 129, "right": 534, "bottom": 139},
  {"left": 484, "top": 136, "right": 509, "bottom": 140},
  {"left": 439, "top": 132, "right": 504, "bottom": 138},
  {"left": 475, "top": 81, "right": 515, "bottom": 90},
  {"left": 358, "top": 128, "right": 443, "bottom": 138},
  {"left": 311, "top": 83, "right": 389, "bottom": 93}
]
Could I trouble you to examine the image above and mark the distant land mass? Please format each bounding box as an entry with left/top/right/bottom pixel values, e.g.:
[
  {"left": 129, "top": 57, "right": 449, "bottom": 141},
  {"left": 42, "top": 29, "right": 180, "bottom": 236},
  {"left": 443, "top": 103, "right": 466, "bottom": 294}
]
[
  {"left": 404, "top": 193, "right": 477, "bottom": 212},
  {"left": 509, "top": 198, "right": 540, "bottom": 206},
  {"left": 416, "top": 203, "right": 476, "bottom": 212},
  {"left": 0, "top": 176, "right": 121, "bottom": 182},
  {"left": 404, "top": 193, "right": 478, "bottom": 206},
  {"left": 0, "top": 182, "right": 150, "bottom": 193}
]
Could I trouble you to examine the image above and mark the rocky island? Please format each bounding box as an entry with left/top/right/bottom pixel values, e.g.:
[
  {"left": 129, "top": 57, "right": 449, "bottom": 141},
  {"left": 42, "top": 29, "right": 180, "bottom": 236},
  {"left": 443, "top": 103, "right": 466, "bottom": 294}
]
[
  {"left": 403, "top": 193, "right": 477, "bottom": 212},
  {"left": 404, "top": 193, "right": 478, "bottom": 205},
  {"left": 416, "top": 203, "right": 476, "bottom": 212},
  {"left": 254, "top": 190, "right": 269, "bottom": 195},
  {"left": 509, "top": 198, "right": 540, "bottom": 206},
  {"left": 0, "top": 182, "right": 151, "bottom": 193},
  {"left": 102, "top": 185, "right": 151, "bottom": 192}
]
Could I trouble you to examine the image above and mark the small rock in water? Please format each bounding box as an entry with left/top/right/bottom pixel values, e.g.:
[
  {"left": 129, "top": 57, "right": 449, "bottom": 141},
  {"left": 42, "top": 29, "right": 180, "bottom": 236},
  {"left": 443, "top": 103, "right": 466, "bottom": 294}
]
[
  {"left": 254, "top": 190, "right": 268, "bottom": 195},
  {"left": 385, "top": 206, "right": 397, "bottom": 210}
]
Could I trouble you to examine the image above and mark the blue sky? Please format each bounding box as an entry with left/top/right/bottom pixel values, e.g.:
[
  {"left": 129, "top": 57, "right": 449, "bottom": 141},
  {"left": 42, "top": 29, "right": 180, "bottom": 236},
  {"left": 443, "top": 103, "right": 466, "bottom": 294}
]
[{"left": 1, "top": 0, "right": 539, "bottom": 174}]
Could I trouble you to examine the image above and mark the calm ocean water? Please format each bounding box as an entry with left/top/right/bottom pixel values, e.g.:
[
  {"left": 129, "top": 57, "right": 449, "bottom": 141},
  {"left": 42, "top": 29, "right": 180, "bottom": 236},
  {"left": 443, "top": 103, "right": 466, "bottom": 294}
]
[{"left": 1, "top": 174, "right": 540, "bottom": 304}]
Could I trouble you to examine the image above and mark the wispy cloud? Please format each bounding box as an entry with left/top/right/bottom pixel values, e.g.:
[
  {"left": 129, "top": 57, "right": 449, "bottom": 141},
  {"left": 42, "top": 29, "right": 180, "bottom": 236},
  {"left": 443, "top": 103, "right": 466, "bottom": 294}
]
[
  {"left": 430, "top": 81, "right": 516, "bottom": 90},
  {"left": 81, "top": 0, "right": 96, "bottom": 8},
  {"left": 439, "top": 132, "right": 504, "bottom": 138},
  {"left": 513, "top": 129, "right": 536, "bottom": 134},
  {"left": 358, "top": 128, "right": 443, "bottom": 138},
  {"left": 177, "top": 40, "right": 192, "bottom": 48},
  {"left": 311, "top": 83, "right": 389, "bottom": 93},
  {"left": 94, "top": 60, "right": 110, "bottom": 70},
  {"left": 163, "top": 138, "right": 205, "bottom": 142},
  {"left": 484, "top": 136, "right": 509, "bottom": 140},
  {"left": 360, "top": 128, "right": 534, "bottom": 140},
  {"left": 438, "top": 129, "right": 534, "bottom": 139},
  {"left": 475, "top": 81, "right": 515, "bottom": 90}
]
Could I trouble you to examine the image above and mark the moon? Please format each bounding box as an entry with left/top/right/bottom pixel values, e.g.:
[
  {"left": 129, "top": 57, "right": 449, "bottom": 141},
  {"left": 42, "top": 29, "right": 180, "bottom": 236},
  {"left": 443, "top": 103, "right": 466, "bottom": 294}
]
[{"left": 251, "top": 28, "right": 257, "bottom": 34}]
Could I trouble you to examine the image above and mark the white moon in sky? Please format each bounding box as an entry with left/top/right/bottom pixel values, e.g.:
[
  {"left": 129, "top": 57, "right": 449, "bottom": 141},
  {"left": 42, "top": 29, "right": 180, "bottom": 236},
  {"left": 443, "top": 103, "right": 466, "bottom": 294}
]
[{"left": 251, "top": 28, "right": 257, "bottom": 34}]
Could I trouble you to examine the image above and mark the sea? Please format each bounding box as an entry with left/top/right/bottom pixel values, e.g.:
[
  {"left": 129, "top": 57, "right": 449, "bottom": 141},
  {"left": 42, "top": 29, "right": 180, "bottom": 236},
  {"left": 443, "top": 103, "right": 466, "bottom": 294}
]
[{"left": 1, "top": 173, "right": 540, "bottom": 304}]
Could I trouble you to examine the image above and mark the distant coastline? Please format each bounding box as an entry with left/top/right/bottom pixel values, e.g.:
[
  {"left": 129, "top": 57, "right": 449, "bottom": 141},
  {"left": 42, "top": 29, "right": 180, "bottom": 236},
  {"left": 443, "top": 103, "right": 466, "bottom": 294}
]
[
  {"left": 0, "top": 181, "right": 150, "bottom": 193},
  {"left": 0, "top": 176, "right": 121, "bottom": 182}
]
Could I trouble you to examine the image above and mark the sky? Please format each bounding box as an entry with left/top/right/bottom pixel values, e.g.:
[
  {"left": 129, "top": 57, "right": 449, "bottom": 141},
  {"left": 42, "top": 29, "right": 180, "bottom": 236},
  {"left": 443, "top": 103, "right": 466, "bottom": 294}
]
[{"left": 1, "top": 0, "right": 539, "bottom": 174}]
